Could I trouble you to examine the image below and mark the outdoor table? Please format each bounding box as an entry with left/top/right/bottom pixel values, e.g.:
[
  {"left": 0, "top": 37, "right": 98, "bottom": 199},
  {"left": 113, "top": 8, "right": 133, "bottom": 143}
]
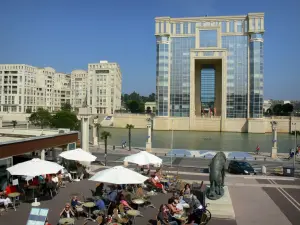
[
  {"left": 132, "top": 199, "right": 145, "bottom": 205},
  {"left": 28, "top": 185, "right": 38, "bottom": 200},
  {"left": 173, "top": 214, "right": 188, "bottom": 223},
  {"left": 93, "top": 209, "right": 104, "bottom": 216},
  {"left": 8, "top": 192, "right": 20, "bottom": 211},
  {"left": 126, "top": 209, "right": 141, "bottom": 225},
  {"left": 58, "top": 217, "right": 75, "bottom": 225},
  {"left": 83, "top": 202, "right": 95, "bottom": 221},
  {"left": 146, "top": 191, "right": 157, "bottom": 196}
]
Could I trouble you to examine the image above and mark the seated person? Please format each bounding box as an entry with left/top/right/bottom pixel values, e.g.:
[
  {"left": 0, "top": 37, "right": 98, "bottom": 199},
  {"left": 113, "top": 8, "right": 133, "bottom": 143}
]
[
  {"left": 51, "top": 174, "right": 59, "bottom": 184},
  {"left": 71, "top": 196, "right": 82, "bottom": 208},
  {"left": 183, "top": 183, "right": 191, "bottom": 195},
  {"left": 150, "top": 175, "right": 167, "bottom": 194},
  {"left": 29, "top": 177, "right": 39, "bottom": 186},
  {"left": 0, "top": 189, "right": 12, "bottom": 211},
  {"left": 95, "top": 183, "right": 104, "bottom": 196},
  {"left": 94, "top": 196, "right": 106, "bottom": 211},
  {"left": 60, "top": 203, "right": 75, "bottom": 218},
  {"left": 167, "top": 198, "right": 183, "bottom": 216},
  {"left": 119, "top": 194, "right": 134, "bottom": 211},
  {"left": 157, "top": 204, "right": 178, "bottom": 225},
  {"left": 5, "top": 183, "right": 17, "bottom": 196},
  {"left": 105, "top": 186, "right": 118, "bottom": 203},
  {"left": 38, "top": 175, "right": 45, "bottom": 184}
]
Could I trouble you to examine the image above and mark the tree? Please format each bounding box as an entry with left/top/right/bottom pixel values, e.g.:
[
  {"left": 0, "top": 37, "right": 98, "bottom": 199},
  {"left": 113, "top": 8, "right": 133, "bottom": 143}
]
[
  {"left": 101, "top": 131, "right": 111, "bottom": 166},
  {"left": 282, "top": 103, "right": 294, "bottom": 115},
  {"left": 61, "top": 102, "right": 72, "bottom": 112},
  {"left": 11, "top": 120, "right": 17, "bottom": 128},
  {"left": 126, "top": 124, "right": 134, "bottom": 151},
  {"left": 272, "top": 104, "right": 283, "bottom": 116},
  {"left": 126, "top": 100, "right": 140, "bottom": 113},
  {"left": 148, "top": 93, "right": 156, "bottom": 102},
  {"left": 146, "top": 107, "right": 152, "bottom": 114},
  {"left": 95, "top": 123, "right": 101, "bottom": 146},
  {"left": 51, "top": 110, "right": 79, "bottom": 130},
  {"left": 264, "top": 108, "right": 272, "bottom": 116},
  {"left": 29, "top": 108, "right": 52, "bottom": 129},
  {"left": 25, "top": 108, "right": 32, "bottom": 113}
]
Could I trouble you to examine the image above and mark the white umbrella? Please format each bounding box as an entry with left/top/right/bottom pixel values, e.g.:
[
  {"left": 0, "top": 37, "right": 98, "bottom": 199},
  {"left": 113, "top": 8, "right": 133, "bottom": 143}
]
[
  {"left": 59, "top": 148, "right": 97, "bottom": 162},
  {"left": 89, "top": 166, "right": 148, "bottom": 184},
  {"left": 124, "top": 151, "right": 162, "bottom": 166},
  {"left": 7, "top": 158, "right": 64, "bottom": 177}
]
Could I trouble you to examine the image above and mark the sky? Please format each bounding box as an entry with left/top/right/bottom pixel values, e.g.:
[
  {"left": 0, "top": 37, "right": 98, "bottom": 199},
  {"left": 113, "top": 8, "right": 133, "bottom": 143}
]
[{"left": 0, "top": 0, "right": 299, "bottom": 100}]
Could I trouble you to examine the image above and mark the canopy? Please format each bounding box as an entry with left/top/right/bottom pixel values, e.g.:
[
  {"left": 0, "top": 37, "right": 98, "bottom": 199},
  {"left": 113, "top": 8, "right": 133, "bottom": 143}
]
[
  {"left": 7, "top": 158, "right": 64, "bottom": 177},
  {"left": 89, "top": 166, "right": 148, "bottom": 184},
  {"left": 59, "top": 148, "right": 97, "bottom": 162},
  {"left": 124, "top": 151, "right": 162, "bottom": 166}
]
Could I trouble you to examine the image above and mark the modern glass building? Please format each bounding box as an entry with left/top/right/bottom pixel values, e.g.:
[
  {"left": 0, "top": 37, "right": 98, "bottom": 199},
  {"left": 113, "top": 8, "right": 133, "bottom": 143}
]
[{"left": 155, "top": 13, "right": 264, "bottom": 120}]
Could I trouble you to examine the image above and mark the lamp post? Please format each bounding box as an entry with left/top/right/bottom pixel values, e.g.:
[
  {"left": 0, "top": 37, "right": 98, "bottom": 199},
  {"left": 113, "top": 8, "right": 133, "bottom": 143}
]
[
  {"left": 270, "top": 121, "right": 278, "bottom": 159},
  {"left": 292, "top": 122, "right": 297, "bottom": 170},
  {"left": 170, "top": 119, "right": 174, "bottom": 168}
]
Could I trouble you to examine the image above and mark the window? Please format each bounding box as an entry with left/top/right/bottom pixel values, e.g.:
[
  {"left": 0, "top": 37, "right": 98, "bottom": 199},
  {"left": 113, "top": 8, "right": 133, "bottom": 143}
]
[
  {"left": 236, "top": 21, "right": 243, "bottom": 32},
  {"left": 176, "top": 23, "right": 181, "bottom": 34},
  {"left": 191, "top": 23, "right": 196, "bottom": 34},
  {"left": 183, "top": 22, "right": 188, "bottom": 34},
  {"left": 229, "top": 21, "right": 234, "bottom": 32},
  {"left": 221, "top": 21, "right": 227, "bottom": 33},
  {"left": 200, "top": 30, "right": 217, "bottom": 47},
  {"left": 244, "top": 20, "right": 248, "bottom": 32},
  {"left": 258, "top": 18, "right": 261, "bottom": 30}
]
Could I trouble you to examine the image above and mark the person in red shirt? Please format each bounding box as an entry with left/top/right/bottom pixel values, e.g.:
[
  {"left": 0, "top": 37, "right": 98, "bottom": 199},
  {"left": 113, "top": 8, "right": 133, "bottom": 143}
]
[
  {"left": 5, "top": 183, "right": 17, "bottom": 195},
  {"left": 256, "top": 144, "right": 260, "bottom": 155}
]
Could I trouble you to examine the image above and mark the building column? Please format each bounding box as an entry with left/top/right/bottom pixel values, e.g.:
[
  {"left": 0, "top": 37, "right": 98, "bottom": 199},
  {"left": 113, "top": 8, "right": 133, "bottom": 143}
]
[
  {"left": 146, "top": 120, "right": 152, "bottom": 152},
  {"left": 271, "top": 121, "right": 278, "bottom": 158},
  {"left": 41, "top": 149, "right": 45, "bottom": 160},
  {"left": 0, "top": 116, "right": 3, "bottom": 128},
  {"left": 81, "top": 116, "right": 90, "bottom": 152},
  {"left": 93, "top": 125, "right": 98, "bottom": 146}
]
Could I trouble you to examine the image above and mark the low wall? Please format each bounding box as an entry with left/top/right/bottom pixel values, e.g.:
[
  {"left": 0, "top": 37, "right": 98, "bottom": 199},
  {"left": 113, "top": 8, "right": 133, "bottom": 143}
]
[
  {"left": 113, "top": 114, "right": 148, "bottom": 129},
  {"left": 191, "top": 117, "right": 221, "bottom": 131},
  {"left": 224, "top": 119, "right": 248, "bottom": 132},
  {"left": 0, "top": 113, "right": 30, "bottom": 122}
]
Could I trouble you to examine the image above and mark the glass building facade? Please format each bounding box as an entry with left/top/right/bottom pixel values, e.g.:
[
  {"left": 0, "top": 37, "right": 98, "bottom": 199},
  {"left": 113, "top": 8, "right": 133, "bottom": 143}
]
[
  {"left": 200, "top": 67, "right": 215, "bottom": 109},
  {"left": 155, "top": 13, "right": 264, "bottom": 119}
]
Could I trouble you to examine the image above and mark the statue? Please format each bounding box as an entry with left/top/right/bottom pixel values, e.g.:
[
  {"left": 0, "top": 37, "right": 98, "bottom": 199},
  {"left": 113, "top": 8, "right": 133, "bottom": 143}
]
[{"left": 206, "top": 152, "right": 226, "bottom": 200}]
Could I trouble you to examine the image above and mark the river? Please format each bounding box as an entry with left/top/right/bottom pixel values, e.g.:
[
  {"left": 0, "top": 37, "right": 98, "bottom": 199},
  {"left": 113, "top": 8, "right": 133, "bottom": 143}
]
[{"left": 90, "top": 128, "right": 297, "bottom": 153}]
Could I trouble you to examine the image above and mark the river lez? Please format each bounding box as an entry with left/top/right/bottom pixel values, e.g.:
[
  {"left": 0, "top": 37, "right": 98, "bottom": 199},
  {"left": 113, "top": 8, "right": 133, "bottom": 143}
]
[{"left": 92, "top": 128, "right": 298, "bottom": 153}]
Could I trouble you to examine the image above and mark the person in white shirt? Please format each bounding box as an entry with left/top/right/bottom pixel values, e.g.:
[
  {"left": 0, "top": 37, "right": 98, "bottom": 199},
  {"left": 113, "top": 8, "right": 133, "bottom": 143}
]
[
  {"left": 0, "top": 190, "right": 12, "bottom": 211},
  {"left": 60, "top": 203, "right": 75, "bottom": 218},
  {"left": 51, "top": 174, "right": 58, "bottom": 183}
]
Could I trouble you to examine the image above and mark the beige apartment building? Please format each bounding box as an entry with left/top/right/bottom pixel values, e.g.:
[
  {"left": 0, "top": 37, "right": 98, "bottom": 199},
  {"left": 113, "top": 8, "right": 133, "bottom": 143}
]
[{"left": 0, "top": 61, "right": 122, "bottom": 114}]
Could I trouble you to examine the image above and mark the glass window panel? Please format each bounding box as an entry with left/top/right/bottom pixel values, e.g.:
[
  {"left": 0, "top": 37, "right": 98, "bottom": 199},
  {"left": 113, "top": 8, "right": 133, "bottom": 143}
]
[
  {"left": 200, "top": 30, "right": 217, "bottom": 47},
  {"left": 176, "top": 23, "right": 181, "bottom": 34},
  {"left": 191, "top": 23, "right": 196, "bottom": 34},
  {"left": 183, "top": 22, "right": 188, "bottom": 34},
  {"left": 229, "top": 21, "right": 234, "bottom": 32},
  {"left": 222, "top": 21, "right": 227, "bottom": 32},
  {"left": 236, "top": 21, "right": 243, "bottom": 32},
  {"left": 244, "top": 20, "right": 248, "bottom": 32}
]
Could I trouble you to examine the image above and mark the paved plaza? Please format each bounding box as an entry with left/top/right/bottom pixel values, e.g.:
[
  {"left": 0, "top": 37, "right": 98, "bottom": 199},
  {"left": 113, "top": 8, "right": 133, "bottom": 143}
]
[{"left": 1, "top": 164, "right": 299, "bottom": 225}]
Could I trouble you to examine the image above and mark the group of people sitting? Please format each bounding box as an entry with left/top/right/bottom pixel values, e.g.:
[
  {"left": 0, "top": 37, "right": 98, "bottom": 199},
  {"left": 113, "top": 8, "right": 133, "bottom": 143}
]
[
  {"left": 157, "top": 183, "right": 205, "bottom": 225},
  {"left": 148, "top": 168, "right": 171, "bottom": 194},
  {"left": 0, "top": 183, "right": 17, "bottom": 210}
]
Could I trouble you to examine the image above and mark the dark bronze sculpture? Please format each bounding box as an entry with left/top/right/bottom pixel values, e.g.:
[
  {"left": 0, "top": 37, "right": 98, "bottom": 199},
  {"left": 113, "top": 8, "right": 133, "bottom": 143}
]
[{"left": 206, "top": 152, "right": 226, "bottom": 200}]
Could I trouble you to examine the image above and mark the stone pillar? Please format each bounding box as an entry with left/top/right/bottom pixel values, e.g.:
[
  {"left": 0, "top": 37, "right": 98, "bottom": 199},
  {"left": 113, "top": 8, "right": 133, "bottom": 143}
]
[
  {"left": 41, "top": 149, "right": 45, "bottom": 160},
  {"left": 0, "top": 116, "right": 2, "bottom": 128},
  {"left": 146, "top": 122, "right": 152, "bottom": 152},
  {"left": 271, "top": 123, "right": 278, "bottom": 158},
  {"left": 93, "top": 125, "right": 98, "bottom": 146},
  {"left": 81, "top": 116, "right": 90, "bottom": 152},
  {"left": 26, "top": 117, "right": 29, "bottom": 130}
]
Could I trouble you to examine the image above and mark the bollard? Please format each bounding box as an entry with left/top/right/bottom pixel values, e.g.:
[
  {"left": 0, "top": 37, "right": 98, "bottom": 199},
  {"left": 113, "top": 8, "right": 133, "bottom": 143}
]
[
  {"left": 204, "top": 155, "right": 206, "bottom": 158},
  {"left": 155, "top": 153, "right": 157, "bottom": 155},
  {"left": 244, "top": 157, "right": 246, "bottom": 160},
  {"left": 264, "top": 157, "right": 266, "bottom": 161},
  {"left": 184, "top": 154, "right": 186, "bottom": 157},
  {"left": 255, "top": 157, "right": 256, "bottom": 160},
  {"left": 165, "top": 153, "right": 166, "bottom": 156},
  {"left": 193, "top": 155, "right": 195, "bottom": 158},
  {"left": 175, "top": 154, "right": 176, "bottom": 157},
  {"left": 234, "top": 156, "right": 236, "bottom": 160}
]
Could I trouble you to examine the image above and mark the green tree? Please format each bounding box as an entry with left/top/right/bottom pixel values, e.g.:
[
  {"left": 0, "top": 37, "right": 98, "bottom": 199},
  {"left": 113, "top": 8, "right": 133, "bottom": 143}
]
[
  {"left": 282, "top": 103, "right": 294, "bottom": 115},
  {"left": 272, "top": 104, "right": 283, "bottom": 116},
  {"left": 126, "top": 124, "right": 134, "bottom": 151},
  {"left": 11, "top": 120, "right": 17, "bottom": 128},
  {"left": 101, "top": 131, "right": 111, "bottom": 166},
  {"left": 25, "top": 108, "right": 32, "bottom": 113},
  {"left": 148, "top": 93, "right": 156, "bottom": 102},
  {"left": 29, "top": 108, "right": 52, "bottom": 129},
  {"left": 61, "top": 102, "right": 72, "bottom": 111},
  {"left": 51, "top": 110, "right": 79, "bottom": 130},
  {"left": 126, "top": 100, "right": 140, "bottom": 113}
]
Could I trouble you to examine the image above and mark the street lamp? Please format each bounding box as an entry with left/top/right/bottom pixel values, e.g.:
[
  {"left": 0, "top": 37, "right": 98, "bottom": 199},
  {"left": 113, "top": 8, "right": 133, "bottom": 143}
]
[
  {"left": 292, "top": 122, "right": 297, "bottom": 170},
  {"left": 270, "top": 121, "right": 278, "bottom": 158},
  {"left": 170, "top": 119, "right": 174, "bottom": 168}
]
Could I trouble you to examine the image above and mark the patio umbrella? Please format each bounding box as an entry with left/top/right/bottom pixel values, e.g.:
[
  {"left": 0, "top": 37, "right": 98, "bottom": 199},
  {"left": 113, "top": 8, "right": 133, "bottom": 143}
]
[
  {"left": 124, "top": 151, "right": 162, "bottom": 166},
  {"left": 89, "top": 166, "right": 148, "bottom": 184},
  {"left": 59, "top": 148, "right": 97, "bottom": 162},
  {"left": 7, "top": 158, "right": 64, "bottom": 177}
]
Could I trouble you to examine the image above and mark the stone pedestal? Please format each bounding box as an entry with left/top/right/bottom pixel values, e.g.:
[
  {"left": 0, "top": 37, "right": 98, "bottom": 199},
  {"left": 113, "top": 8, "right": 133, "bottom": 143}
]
[
  {"left": 271, "top": 147, "right": 278, "bottom": 159},
  {"left": 0, "top": 116, "right": 2, "bottom": 128},
  {"left": 205, "top": 186, "right": 235, "bottom": 219},
  {"left": 93, "top": 136, "right": 98, "bottom": 146},
  {"left": 146, "top": 142, "right": 152, "bottom": 152}
]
